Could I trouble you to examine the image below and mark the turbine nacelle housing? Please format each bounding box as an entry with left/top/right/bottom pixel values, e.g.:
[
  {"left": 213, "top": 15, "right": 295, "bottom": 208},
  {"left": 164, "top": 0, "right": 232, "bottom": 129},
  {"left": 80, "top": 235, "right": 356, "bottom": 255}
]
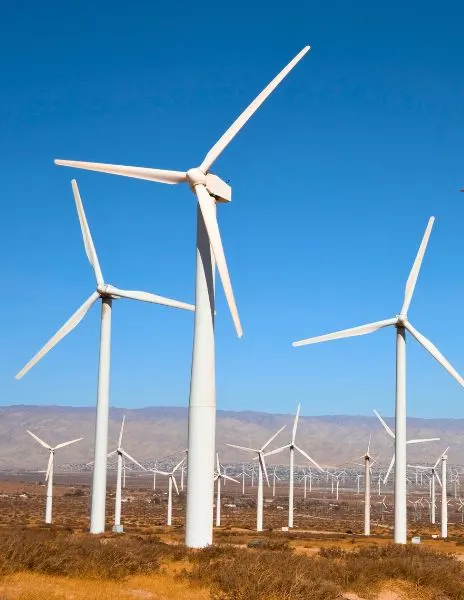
[{"left": 186, "top": 168, "right": 231, "bottom": 203}]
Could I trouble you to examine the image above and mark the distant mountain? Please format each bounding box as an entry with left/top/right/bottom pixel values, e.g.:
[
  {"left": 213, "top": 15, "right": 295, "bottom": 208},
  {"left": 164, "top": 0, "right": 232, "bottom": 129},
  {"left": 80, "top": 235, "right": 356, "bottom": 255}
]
[{"left": 0, "top": 405, "right": 462, "bottom": 470}]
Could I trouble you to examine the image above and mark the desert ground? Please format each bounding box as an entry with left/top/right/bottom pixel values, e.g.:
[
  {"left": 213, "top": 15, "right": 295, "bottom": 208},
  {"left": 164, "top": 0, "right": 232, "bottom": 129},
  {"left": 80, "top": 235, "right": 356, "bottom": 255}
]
[{"left": 0, "top": 472, "right": 464, "bottom": 599}]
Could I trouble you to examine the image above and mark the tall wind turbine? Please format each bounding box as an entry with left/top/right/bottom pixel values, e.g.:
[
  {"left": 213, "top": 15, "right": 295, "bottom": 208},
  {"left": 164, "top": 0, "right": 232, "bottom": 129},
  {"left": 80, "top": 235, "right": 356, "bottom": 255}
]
[
  {"left": 54, "top": 47, "right": 310, "bottom": 547},
  {"left": 16, "top": 180, "right": 194, "bottom": 535},
  {"left": 214, "top": 453, "right": 239, "bottom": 527},
  {"left": 154, "top": 457, "right": 186, "bottom": 526},
  {"left": 27, "top": 430, "right": 82, "bottom": 524},
  {"left": 440, "top": 448, "right": 449, "bottom": 538},
  {"left": 293, "top": 217, "right": 464, "bottom": 544},
  {"left": 228, "top": 425, "right": 286, "bottom": 531},
  {"left": 107, "top": 415, "right": 147, "bottom": 532},
  {"left": 353, "top": 436, "right": 375, "bottom": 536},
  {"left": 263, "top": 404, "right": 323, "bottom": 528}
]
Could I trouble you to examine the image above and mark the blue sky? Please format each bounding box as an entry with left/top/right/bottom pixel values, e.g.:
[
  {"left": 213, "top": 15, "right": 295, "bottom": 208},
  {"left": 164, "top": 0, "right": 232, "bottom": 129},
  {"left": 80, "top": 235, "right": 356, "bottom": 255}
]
[{"left": 1, "top": 1, "right": 464, "bottom": 418}]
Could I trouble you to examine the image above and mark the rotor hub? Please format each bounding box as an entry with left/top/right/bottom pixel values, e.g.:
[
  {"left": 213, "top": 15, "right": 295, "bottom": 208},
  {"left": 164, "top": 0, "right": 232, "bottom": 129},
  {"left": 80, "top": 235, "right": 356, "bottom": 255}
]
[{"left": 186, "top": 168, "right": 207, "bottom": 186}]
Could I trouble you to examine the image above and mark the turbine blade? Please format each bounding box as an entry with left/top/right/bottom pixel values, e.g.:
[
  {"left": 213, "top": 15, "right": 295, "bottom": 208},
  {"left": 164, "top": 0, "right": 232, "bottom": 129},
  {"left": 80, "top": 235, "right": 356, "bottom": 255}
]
[
  {"left": 435, "top": 471, "right": 442, "bottom": 488},
  {"left": 194, "top": 184, "right": 242, "bottom": 337},
  {"left": 27, "top": 430, "right": 50, "bottom": 449},
  {"left": 120, "top": 449, "right": 146, "bottom": 471},
  {"left": 107, "top": 450, "right": 117, "bottom": 458},
  {"left": 45, "top": 453, "right": 53, "bottom": 481},
  {"left": 118, "top": 415, "right": 126, "bottom": 448},
  {"left": 15, "top": 292, "right": 100, "bottom": 379},
  {"left": 171, "top": 475, "right": 179, "bottom": 495},
  {"left": 55, "top": 160, "right": 186, "bottom": 184},
  {"left": 259, "top": 452, "right": 270, "bottom": 487},
  {"left": 200, "top": 46, "right": 310, "bottom": 172},
  {"left": 263, "top": 444, "right": 291, "bottom": 457},
  {"left": 383, "top": 454, "right": 395, "bottom": 484},
  {"left": 226, "top": 443, "right": 256, "bottom": 453},
  {"left": 400, "top": 217, "right": 435, "bottom": 315},
  {"left": 223, "top": 474, "right": 239, "bottom": 484},
  {"left": 404, "top": 321, "right": 464, "bottom": 387},
  {"left": 373, "top": 410, "right": 395, "bottom": 439},
  {"left": 367, "top": 433, "right": 372, "bottom": 456},
  {"left": 53, "top": 437, "right": 83, "bottom": 450},
  {"left": 261, "top": 425, "right": 286, "bottom": 451},
  {"left": 106, "top": 286, "right": 194, "bottom": 312},
  {"left": 216, "top": 453, "right": 220, "bottom": 475},
  {"left": 294, "top": 444, "right": 324, "bottom": 472},
  {"left": 71, "top": 179, "right": 103, "bottom": 286},
  {"left": 292, "top": 403, "right": 301, "bottom": 444},
  {"left": 407, "top": 438, "right": 440, "bottom": 444},
  {"left": 172, "top": 457, "right": 186, "bottom": 473},
  {"left": 293, "top": 318, "right": 397, "bottom": 347}
]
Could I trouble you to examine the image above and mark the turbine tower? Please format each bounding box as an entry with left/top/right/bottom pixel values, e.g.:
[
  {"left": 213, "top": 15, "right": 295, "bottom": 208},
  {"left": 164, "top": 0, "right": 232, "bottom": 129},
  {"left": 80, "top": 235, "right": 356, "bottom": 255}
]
[
  {"left": 16, "top": 181, "right": 194, "bottom": 534},
  {"left": 293, "top": 217, "right": 464, "bottom": 544},
  {"left": 408, "top": 446, "right": 448, "bottom": 525},
  {"left": 27, "top": 430, "right": 82, "bottom": 524},
  {"left": 214, "top": 453, "right": 239, "bottom": 527},
  {"left": 54, "top": 47, "right": 310, "bottom": 547}
]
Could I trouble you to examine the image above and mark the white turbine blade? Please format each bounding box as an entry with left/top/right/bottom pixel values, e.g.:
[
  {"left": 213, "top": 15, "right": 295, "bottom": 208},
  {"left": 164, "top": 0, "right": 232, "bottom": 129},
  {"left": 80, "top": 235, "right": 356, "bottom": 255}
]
[
  {"left": 27, "top": 430, "right": 51, "bottom": 449},
  {"left": 435, "top": 471, "right": 442, "bottom": 488},
  {"left": 292, "top": 403, "right": 301, "bottom": 444},
  {"left": 200, "top": 46, "right": 310, "bottom": 173},
  {"left": 172, "top": 457, "right": 186, "bottom": 473},
  {"left": 216, "top": 453, "right": 220, "bottom": 475},
  {"left": 154, "top": 470, "right": 170, "bottom": 476},
  {"left": 293, "top": 318, "right": 397, "bottom": 348},
  {"left": 45, "top": 453, "right": 53, "bottom": 481},
  {"left": 407, "top": 437, "right": 440, "bottom": 444},
  {"left": 171, "top": 475, "right": 179, "bottom": 495},
  {"left": 53, "top": 437, "right": 83, "bottom": 450},
  {"left": 106, "top": 286, "right": 194, "bottom": 312},
  {"left": 404, "top": 321, "right": 464, "bottom": 387},
  {"left": 434, "top": 447, "right": 450, "bottom": 469},
  {"left": 294, "top": 445, "right": 324, "bottom": 472},
  {"left": 120, "top": 449, "right": 146, "bottom": 471},
  {"left": 383, "top": 455, "right": 395, "bottom": 484},
  {"left": 227, "top": 443, "right": 256, "bottom": 453},
  {"left": 258, "top": 452, "right": 270, "bottom": 487},
  {"left": 400, "top": 217, "right": 435, "bottom": 315},
  {"left": 71, "top": 179, "right": 103, "bottom": 286},
  {"left": 118, "top": 415, "right": 126, "bottom": 448},
  {"left": 263, "top": 444, "right": 291, "bottom": 457},
  {"left": 15, "top": 291, "right": 100, "bottom": 380},
  {"left": 56, "top": 160, "right": 186, "bottom": 184},
  {"left": 367, "top": 433, "right": 372, "bottom": 456},
  {"left": 261, "top": 425, "right": 286, "bottom": 452},
  {"left": 194, "top": 184, "right": 242, "bottom": 337},
  {"left": 107, "top": 450, "right": 117, "bottom": 458},
  {"left": 373, "top": 410, "right": 395, "bottom": 439},
  {"left": 223, "top": 474, "right": 239, "bottom": 484}
]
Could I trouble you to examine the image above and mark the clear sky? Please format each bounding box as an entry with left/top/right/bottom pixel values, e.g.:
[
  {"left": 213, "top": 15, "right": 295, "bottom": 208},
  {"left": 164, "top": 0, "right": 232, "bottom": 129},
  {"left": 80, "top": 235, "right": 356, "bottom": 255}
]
[{"left": 1, "top": 1, "right": 464, "bottom": 418}]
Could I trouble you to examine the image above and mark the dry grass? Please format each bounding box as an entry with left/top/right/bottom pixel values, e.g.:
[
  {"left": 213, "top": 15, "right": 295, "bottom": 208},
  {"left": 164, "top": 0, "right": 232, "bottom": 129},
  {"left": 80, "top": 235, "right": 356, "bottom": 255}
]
[{"left": 0, "top": 529, "right": 464, "bottom": 599}]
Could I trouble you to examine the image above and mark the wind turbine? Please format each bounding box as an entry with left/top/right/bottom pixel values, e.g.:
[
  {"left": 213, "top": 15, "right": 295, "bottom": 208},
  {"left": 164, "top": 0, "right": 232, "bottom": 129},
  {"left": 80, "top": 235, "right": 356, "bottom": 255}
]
[
  {"left": 16, "top": 180, "right": 194, "bottom": 534},
  {"left": 227, "top": 425, "right": 286, "bottom": 531},
  {"left": 214, "top": 453, "right": 239, "bottom": 527},
  {"left": 293, "top": 217, "right": 464, "bottom": 543},
  {"left": 154, "top": 457, "right": 186, "bottom": 526},
  {"left": 353, "top": 436, "right": 375, "bottom": 536},
  {"left": 440, "top": 448, "right": 449, "bottom": 538},
  {"left": 263, "top": 404, "right": 323, "bottom": 528},
  {"left": 55, "top": 47, "right": 310, "bottom": 548},
  {"left": 272, "top": 466, "right": 282, "bottom": 498},
  {"left": 408, "top": 446, "right": 448, "bottom": 525},
  {"left": 374, "top": 410, "right": 440, "bottom": 485},
  {"left": 27, "top": 430, "right": 83, "bottom": 524},
  {"left": 107, "top": 416, "right": 147, "bottom": 532},
  {"left": 238, "top": 464, "right": 251, "bottom": 496}
]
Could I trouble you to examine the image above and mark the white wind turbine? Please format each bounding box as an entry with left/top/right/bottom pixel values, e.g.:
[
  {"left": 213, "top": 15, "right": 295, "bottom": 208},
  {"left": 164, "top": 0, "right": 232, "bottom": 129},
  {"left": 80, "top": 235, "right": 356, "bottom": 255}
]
[
  {"left": 272, "top": 466, "right": 282, "bottom": 498},
  {"left": 353, "top": 437, "right": 376, "bottom": 536},
  {"left": 55, "top": 47, "right": 310, "bottom": 548},
  {"left": 263, "top": 404, "right": 323, "bottom": 528},
  {"left": 440, "top": 448, "right": 449, "bottom": 538},
  {"left": 228, "top": 425, "right": 286, "bottom": 531},
  {"left": 16, "top": 180, "right": 194, "bottom": 535},
  {"left": 107, "top": 415, "right": 147, "bottom": 532},
  {"left": 27, "top": 430, "right": 83, "bottom": 524},
  {"left": 293, "top": 217, "right": 464, "bottom": 544},
  {"left": 408, "top": 446, "right": 449, "bottom": 525},
  {"left": 214, "top": 453, "right": 239, "bottom": 527},
  {"left": 154, "top": 457, "right": 186, "bottom": 526},
  {"left": 238, "top": 464, "right": 251, "bottom": 496}
]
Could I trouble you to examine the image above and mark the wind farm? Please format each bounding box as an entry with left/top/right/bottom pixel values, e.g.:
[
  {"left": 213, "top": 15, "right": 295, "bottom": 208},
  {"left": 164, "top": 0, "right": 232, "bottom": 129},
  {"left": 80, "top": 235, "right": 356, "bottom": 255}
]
[{"left": 3, "top": 3, "right": 464, "bottom": 599}]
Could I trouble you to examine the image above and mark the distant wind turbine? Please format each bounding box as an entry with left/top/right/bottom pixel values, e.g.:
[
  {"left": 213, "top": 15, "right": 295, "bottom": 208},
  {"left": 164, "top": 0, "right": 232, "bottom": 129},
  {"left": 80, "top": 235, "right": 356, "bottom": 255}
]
[
  {"left": 16, "top": 180, "right": 193, "bottom": 534},
  {"left": 408, "top": 446, "right": 449, "bottom": 525},
  {"left": 214, "top": 453, "right": 239, "bottom": 527},
  {"left": 293, "top": 217, "right": 464, "bottom": 543},
  {"left": 27, "top": 430, "right": 82, "bottom": 524},
  {"left": 154, "top": 457, "right": 186, "bottom": 526}
]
